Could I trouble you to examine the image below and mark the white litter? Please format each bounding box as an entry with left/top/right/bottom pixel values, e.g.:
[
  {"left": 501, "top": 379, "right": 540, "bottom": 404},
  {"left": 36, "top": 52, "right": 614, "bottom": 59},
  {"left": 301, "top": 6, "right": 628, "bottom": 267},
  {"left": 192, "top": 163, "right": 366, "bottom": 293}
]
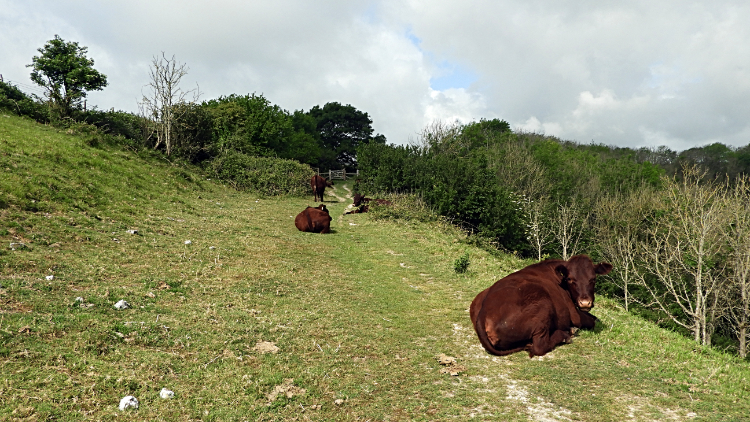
[
  {"left": 184, "top": 240, "right": 192, "bottom": 245},
  {"left": 159, "top": 388, "right": 174, "bottom": 399},
  {"left": 75, "top": 297, "right": 84, "bottom": 303},
  {"left": 349, "top": 223, "right": 357, "bottom": 226},
  {"left": 209, "top": 246, "right": 216, "bottom": 250},
  {"left": 126, "top": 229, "right": 138, "bottom": 235},
  {"left": 118, "top": 395, "right": 139, "bottom": 410},
  {"left": 114, "top": 300, "right": 130, "bottom": 310},
  {"left": 46, "top": 275, "right": 54, "bottom": 281}
]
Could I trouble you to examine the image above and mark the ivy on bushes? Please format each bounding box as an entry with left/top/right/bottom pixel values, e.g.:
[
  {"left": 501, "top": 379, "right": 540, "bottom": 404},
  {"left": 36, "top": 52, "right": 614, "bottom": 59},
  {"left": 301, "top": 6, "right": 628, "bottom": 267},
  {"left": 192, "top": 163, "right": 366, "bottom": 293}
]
[{"left": 208, "top": 151, "right": 314, "bottom": 197}]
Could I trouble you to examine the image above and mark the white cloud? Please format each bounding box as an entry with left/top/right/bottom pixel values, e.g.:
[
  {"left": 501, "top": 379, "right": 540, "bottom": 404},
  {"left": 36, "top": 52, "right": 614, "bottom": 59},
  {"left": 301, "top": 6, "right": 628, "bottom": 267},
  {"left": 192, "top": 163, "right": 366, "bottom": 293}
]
[{"left": 1, "top": 0, "right": 749, "bottom": 150}]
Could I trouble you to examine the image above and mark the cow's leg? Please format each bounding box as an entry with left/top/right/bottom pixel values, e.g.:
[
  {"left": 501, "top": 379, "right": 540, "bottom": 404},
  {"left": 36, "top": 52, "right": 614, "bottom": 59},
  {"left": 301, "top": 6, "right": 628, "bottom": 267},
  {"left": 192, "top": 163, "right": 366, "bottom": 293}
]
[
  {"left": 528, "top": 326, "right": 572, "bottom": 357},
  {"left": 578, "top": 311, "right": 597, "bottom": 329},
  {"left": 528, "top": 328, "right": 554, "bottom": 357},
  {"left": 550, "top": 329, "right": 573, "bottom": 345}
]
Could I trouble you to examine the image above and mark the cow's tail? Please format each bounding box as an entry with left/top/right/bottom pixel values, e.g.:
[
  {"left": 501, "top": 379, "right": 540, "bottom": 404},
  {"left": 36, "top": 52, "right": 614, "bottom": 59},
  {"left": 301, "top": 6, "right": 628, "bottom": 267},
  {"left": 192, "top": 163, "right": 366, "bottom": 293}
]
[{"left": 474, "top": 295, "right": 524, "bottom": 357}]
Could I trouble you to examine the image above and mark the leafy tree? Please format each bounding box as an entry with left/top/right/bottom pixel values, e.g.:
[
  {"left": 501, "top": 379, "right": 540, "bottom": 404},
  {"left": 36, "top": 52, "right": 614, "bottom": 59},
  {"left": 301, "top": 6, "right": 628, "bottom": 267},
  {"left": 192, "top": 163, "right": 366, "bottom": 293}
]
[
  {"left": 282, "top": 110, "right": 323, "bottom": 166},
  {"left": 204, "top": 94, "right": 294, "bottom": 157},
  {"left": 27, "top": 35, "right": 107, "bottom": 118},
  {"left": 307, "top": 102, "right": 385, "bottom": 170}
]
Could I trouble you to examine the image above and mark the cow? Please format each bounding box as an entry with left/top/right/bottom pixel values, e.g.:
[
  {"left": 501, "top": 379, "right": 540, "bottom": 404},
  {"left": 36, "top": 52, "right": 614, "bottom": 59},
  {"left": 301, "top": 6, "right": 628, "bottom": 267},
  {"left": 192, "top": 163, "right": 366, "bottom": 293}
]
[
  {"left": 352, "top": 193, "right": 392, "bottom": 209},
  {"left": 311, "top": 175, "right": 333, "bottom": 202},
  {"left": 294, "top": 204, "right": 332, "bottom": 233},
  {"left": 469, "top": 255, "right": 612, "bottom": 357}
]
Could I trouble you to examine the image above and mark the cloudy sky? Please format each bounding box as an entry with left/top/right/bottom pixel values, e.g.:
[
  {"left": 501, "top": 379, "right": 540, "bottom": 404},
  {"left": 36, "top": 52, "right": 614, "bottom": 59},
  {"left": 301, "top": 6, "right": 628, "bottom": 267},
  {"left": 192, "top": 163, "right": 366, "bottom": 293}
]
[{"left": 1, "top": 0, "right": 749, "bottom": 151}]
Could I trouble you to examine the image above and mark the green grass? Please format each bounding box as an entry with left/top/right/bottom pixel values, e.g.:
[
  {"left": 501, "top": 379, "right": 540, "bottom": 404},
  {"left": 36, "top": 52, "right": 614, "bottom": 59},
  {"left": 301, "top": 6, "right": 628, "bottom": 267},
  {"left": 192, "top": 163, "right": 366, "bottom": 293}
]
[{"left": 1, "top": 112, "right": 750, "bottom": 421}]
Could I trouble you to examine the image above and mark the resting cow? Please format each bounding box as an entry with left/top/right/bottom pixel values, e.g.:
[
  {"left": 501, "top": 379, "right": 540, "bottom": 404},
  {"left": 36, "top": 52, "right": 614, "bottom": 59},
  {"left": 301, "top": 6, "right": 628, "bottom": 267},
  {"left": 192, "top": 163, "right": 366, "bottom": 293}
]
[
  {"left": 470, "top": 255, "right": 612, "bottom": 357},
  {"left": 351, "top": 194, "right": 392, "bottom": 211},
  {"left": 295, "top": 204, "right": 332, "bottom": 233},
  {"left": 311, "top": 175, "right": 333, "bottom": 202}
]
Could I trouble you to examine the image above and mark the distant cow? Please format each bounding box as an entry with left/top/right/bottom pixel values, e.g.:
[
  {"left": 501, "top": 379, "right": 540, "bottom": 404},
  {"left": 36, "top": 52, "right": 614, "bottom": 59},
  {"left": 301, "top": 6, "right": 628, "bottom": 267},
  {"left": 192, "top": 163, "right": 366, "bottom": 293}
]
[
  {"left": 311, "top": 175, "right": 333, "bottom": 202},
  {"left": 470, "top": 255, "right": 612, "bottom": 357},
  {"left": 295, "top": 204, "right": 332, "bottom": 233},
  {"left": 352, "top": 193, "right": 392, "bottom": 209}
]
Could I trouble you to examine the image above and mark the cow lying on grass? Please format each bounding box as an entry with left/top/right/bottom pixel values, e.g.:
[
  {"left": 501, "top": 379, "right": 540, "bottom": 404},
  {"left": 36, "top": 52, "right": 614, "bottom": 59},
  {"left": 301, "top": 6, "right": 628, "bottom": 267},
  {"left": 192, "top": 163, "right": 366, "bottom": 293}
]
[
  {"left": 311, "top": 175, "right": 333, "bottom": 202},
  {"left": 295, "top": 204, "right": 332, "bottom": 233},
  {"left": 345, "top": 194, "right": 392, "bottom": 214},
  {"left": 470, "top": 255, "right": 612, "bottom": 357}
]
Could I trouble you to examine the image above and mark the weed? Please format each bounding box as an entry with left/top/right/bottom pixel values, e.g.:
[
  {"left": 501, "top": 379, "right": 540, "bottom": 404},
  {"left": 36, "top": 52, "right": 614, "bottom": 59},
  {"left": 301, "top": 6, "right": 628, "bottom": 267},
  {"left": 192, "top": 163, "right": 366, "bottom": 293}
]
[{"left": 454, "top": 251, "right": 470, "bottom": 273}]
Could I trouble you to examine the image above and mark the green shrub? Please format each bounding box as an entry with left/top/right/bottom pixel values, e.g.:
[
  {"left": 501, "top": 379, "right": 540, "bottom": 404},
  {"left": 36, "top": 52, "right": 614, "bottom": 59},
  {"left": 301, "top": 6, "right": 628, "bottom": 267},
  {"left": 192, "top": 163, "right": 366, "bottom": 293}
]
[
  {"left": 454, "top": 252, "right": 470, "bottom": 273},
  {"left": 208, "top": 151, "right": 314, "bottom": 196},
  {"left": 0, "top": 80, "right": 49, "bottom": 122}
]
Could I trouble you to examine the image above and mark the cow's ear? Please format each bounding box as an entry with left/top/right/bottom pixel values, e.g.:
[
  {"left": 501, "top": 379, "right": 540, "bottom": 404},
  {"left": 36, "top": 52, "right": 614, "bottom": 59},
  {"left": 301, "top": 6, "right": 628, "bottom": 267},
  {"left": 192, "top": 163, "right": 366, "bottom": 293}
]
[
  {"left": 595, "top": 262, "right": 613, "bottom": 275},
  {"left": 555, "top": 264, "right": 569, "bottom": 283}
]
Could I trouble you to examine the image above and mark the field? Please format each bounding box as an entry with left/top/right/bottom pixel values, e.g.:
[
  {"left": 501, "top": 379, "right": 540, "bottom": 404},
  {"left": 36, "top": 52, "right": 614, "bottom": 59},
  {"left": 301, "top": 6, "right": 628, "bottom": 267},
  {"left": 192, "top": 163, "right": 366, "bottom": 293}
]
[{"left": 1, "top": 113, "right": 750, "bottom": 421}]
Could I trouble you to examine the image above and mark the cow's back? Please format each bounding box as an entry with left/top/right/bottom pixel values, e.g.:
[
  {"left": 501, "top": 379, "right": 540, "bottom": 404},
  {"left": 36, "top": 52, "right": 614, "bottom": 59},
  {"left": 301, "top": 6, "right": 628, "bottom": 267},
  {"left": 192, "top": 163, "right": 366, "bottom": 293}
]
[{"left": 295, "top": 206, "right": 331, "bottom": 233}]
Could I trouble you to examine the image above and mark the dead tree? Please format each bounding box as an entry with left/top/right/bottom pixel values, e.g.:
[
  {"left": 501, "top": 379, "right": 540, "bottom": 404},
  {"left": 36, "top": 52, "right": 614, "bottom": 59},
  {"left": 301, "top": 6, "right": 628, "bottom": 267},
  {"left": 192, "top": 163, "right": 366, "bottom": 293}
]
[
  {"left": 139, "top": 53, "right": 198, "bottom": 156},
  {"left": 634, "top": 165, "right": 727, "bottom": 345},
  {"left": 725, "top": 176, "right": 750, "bottom": 357},
  {"left": 550, "top": 202, "right": 585, "bottom": 260}
]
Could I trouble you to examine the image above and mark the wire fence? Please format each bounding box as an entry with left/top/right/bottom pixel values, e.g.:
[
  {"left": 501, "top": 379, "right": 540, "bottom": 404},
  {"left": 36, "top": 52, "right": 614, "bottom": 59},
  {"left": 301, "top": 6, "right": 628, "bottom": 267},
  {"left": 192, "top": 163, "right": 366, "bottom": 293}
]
[{"left": 1, "top": 75, "right": 48, "bottom": 98}]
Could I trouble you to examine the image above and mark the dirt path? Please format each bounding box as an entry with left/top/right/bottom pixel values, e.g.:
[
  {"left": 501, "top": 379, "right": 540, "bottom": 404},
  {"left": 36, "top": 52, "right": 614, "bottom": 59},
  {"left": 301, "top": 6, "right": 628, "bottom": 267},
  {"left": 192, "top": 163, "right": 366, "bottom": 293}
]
[{"left": 327, "top": 184, "right": 351, "bottom": 203}]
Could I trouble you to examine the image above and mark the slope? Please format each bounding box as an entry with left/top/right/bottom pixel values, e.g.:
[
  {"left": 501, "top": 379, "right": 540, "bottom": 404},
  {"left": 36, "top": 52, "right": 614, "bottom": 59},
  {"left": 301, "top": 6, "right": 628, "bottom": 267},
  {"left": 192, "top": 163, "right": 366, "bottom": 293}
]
[{"left": 1, "top": 113, "right": 749, "bottom": 421}]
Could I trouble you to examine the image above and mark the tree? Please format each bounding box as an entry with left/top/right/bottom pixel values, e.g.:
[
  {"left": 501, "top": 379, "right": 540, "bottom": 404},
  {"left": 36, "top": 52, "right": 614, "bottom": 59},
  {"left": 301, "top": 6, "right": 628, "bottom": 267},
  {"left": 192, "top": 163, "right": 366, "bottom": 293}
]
[
  {"left": 139, "top": 53, "right": 198, "bottom": 156},
  {"left": 203, "top": 93, "right": 293, "bottom": 157},
  {"left": 27, "top": 35, "right": 108, "bottom": 118},
  {"left": 307, "top": 102, "right": 385, "bottom": 170},
  {"left": 550, "top": 202, "right": 586, "bottom": 260},
  {"left": 725, "top": 176, "right": 750, "bottom": 357},
  {"left": 634, "top": 165, "right": 727, "bottom": 345},
  {"left": 594, "top": 188, "right": 659, "bottom": 312}
]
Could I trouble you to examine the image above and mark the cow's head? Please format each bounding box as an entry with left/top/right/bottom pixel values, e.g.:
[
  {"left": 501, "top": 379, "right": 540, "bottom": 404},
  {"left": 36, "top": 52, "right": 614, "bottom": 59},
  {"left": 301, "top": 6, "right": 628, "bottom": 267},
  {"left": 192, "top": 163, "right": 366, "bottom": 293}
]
[
  {"left": 555, "top": 255, "right": 612, "bottom": 312},
  {"left": 353, "top": 193, "right": 365, "bottom": 206},
  {"left": 325, "top": 178, "right": 334, "bottom": 187},
  {"left": 316, "top": 204, "right": 329, "bottom": 214}
]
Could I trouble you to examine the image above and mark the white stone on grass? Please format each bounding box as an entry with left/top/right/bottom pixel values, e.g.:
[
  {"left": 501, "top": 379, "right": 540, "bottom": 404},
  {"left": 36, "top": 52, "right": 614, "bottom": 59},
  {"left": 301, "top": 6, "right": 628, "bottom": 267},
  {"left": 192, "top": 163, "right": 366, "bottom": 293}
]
[
  {"left": 114, "top": 300, "right": 130, "bottom": 310},
  {"left": 118, "top": 395, "right": 139, "bottom": 410}
]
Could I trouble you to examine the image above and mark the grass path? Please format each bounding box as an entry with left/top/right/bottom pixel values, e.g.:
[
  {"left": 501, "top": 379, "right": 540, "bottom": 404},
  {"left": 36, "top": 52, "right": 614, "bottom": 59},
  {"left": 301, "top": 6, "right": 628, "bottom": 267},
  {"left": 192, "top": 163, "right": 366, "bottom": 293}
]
[{"left": 2, "top": 114, "right": 750, "bottom": 421}]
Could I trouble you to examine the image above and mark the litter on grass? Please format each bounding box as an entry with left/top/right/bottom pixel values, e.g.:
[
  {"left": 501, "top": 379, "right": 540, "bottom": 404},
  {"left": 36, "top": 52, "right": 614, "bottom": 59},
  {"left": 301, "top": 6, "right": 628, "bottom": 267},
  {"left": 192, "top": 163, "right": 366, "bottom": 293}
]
[
  {"left": 114, "top": 300, "right": 130, "bottom": 310},
  {"left": 160, "top": 388, "right": 174, "bottom": 399},
  {"left": 118, "top": 395, "right": 139, "bottom": 410}
]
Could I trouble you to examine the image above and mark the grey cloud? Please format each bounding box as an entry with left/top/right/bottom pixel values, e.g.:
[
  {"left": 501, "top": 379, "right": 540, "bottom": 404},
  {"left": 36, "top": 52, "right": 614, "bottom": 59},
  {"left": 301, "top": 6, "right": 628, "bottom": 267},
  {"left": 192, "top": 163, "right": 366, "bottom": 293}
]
[{"left": 2, "top": 0, "right": 749, "bottom": 149}]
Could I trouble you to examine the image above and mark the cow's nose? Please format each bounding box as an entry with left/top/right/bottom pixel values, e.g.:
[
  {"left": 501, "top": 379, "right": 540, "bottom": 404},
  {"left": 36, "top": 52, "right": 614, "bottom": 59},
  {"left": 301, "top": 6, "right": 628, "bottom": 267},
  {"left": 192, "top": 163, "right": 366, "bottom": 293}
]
[{"left": 578, "top": 299, "right": 593, "bottom": 310}]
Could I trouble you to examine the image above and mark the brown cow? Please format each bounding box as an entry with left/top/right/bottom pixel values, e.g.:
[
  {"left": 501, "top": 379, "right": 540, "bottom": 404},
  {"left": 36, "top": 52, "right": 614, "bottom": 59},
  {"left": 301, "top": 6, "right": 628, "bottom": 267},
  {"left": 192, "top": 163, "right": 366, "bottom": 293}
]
[
  {"left": 311, "top": 175, "right": 333, "bottom": 202},
  {"left": 352, "top": 193, "right": 392, "bottom": 209},
  {"left": 294, "top": 204, "right": 332, "bottom": 233},
  {"left": 470, "top": 255, "right": 612, "bottom": 357}
]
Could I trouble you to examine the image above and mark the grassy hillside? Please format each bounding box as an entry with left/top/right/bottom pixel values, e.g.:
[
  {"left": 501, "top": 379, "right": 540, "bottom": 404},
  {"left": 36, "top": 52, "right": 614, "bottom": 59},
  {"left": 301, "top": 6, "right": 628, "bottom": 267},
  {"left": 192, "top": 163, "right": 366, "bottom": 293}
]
[{"left": 1, "top": 113, "right": 749, "bottom": 421}]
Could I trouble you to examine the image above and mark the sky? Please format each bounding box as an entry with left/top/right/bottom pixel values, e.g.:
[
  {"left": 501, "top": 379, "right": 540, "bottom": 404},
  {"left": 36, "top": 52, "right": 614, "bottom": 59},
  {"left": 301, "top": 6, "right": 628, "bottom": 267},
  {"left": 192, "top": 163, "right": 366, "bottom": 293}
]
[{"left": 1, "top": 0, "right": 749, "bottom": 151}]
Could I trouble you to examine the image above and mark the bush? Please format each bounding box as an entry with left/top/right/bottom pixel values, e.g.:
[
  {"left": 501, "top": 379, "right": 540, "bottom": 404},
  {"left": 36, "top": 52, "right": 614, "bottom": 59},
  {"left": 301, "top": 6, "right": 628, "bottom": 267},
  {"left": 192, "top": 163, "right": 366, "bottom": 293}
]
[
  {"left": 454, "top": 252, "right": 470, "bottom": 273},
  {"left": 77, "top": 108, "right": 146, "bottom": 143},
  {"left": 357, "top": 143, "right": 529, "bottom": 253},
  {"left": 0, "top": 81, "right": 49, "bottom": 122},
  {"left": 208, "top": 151, "right": 314, "bottom": 196}
]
